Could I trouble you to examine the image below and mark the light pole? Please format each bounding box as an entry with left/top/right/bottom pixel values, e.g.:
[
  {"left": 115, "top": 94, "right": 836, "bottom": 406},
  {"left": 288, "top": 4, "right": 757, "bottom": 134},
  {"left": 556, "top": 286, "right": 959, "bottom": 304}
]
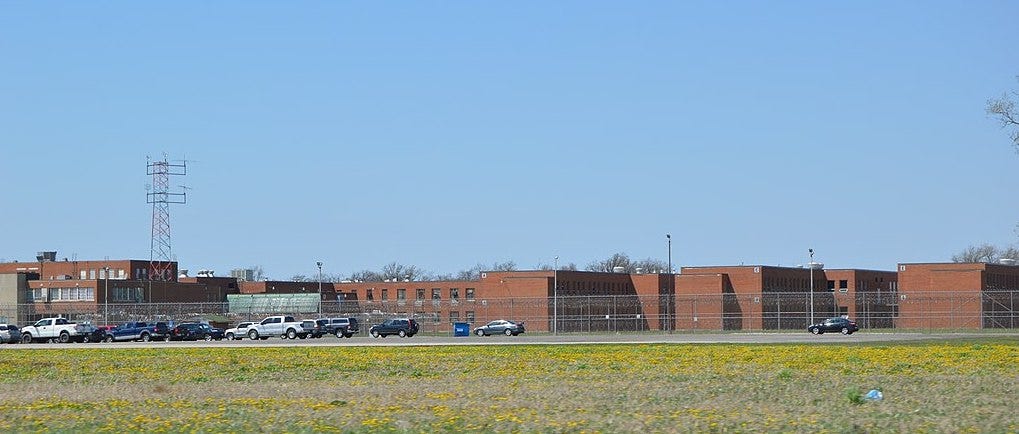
[
  {"left": 666, "top": 234, "right": 672, "bottom": 274},
  {"left": 553, "top": 255, "right": 558, "bottom": 335},
  {"left": 666, "top": 234, "right": 672, "bottom": 332},
  {"left": 316, "top": 261, "right": 323, "bottom": 316},
  {"left": 103, "top": 266, "right": 110, "bottom": 326},
  {"left": 809, "top": 249, "right": 814, "bottom": 325}
]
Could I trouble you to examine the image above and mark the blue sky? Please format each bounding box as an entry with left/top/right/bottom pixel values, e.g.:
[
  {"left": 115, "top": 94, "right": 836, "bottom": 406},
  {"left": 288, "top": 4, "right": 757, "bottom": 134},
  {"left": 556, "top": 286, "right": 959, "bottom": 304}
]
[{"left": 2, "top": 2, "right": 1018, "bottom": 279}]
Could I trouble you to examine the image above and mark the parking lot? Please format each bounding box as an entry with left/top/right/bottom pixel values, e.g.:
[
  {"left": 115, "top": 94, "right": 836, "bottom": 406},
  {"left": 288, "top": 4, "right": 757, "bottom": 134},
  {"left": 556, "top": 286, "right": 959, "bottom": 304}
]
[{"left": 5, "top": 330, "right": 1010, "bottom": 349}]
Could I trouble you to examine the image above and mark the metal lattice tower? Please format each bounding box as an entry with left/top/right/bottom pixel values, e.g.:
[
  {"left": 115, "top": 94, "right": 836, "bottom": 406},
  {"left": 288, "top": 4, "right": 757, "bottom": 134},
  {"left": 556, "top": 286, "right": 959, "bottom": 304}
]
[{"left": 146, "top": 155, "right": 187, "bottom": 281}]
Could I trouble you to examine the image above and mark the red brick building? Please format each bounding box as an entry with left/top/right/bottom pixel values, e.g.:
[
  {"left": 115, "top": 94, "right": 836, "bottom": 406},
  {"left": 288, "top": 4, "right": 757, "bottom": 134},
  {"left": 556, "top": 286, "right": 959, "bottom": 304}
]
[
  {"left": 677, "top": 265, "right": 898, "bottom": 330},
  {"left": 896, "top": 262, "right": 1019, "bottom": 329}
]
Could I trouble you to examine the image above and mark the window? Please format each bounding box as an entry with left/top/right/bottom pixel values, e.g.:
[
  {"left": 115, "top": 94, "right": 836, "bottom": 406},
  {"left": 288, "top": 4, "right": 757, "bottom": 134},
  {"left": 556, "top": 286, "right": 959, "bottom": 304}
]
[
  {"left": 827, "top": 280, "right": 835, "bottom": 290},
  {"left": 397, "top": 289, "right": 406, "bottom": 300},
  {"left": 466, "top": 311, "right": 476, "bottom": 323},
  {"left": 113, "top": 287, "right": 143, "bottom": 302},
  {"left": 432, "top": 288, "right": 441, "bottom": 300},
  {"left": 366, "top": 289, "right": 374, "bottom": 301},
  {"left": 416, "top": 288, "right": 425, "bottom": 300},
  {"left": 80, "top": 270, "right": 87, "bottom": 279},
  {"left": 428, "top": 312, "right": 440, "bottom": 324},
  {"left": 449, "top": 311, "right": 460, "bottom": 323},
  {"left": 117, "top": 269, "right": 125, "bottom": 279},
  {"left": 381, "top": 289, "right": 389, "bottom": 300},
  {"left": 450, "top": 288, "right": 460, "bottom": 300},
  {"left": 466, "top": 288, "right": 475, "bottom": 301},
  {"left": 839, "top": 280, "right": 848, "bottom": 289}
]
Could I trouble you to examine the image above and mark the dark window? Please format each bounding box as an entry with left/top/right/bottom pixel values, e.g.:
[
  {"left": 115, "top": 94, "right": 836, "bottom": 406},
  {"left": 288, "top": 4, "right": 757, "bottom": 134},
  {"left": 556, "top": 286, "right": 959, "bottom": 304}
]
[
  {"left": 366, "top": 289, "right": 374, "bottom": 301},
  {"left": 381, "top": 289, "right": 388, "bottom": 300},
  {"left": 432, "top": 288, "right": 441, "bottom": 300},
  {"left": 839, "top": 280, "right": 848, "bottom": 289},
  {"left": 450, "top": 288, "right": 460, "bottom": 300},
  {"left": 397, "top": 289, "right": 406, "bottom": 300},
  {"left": 466, "top": 288, "right": 475, "bottom": 300},
  {"left": 416, "top": 289, "right": 425, "bottom": 300},
  {"left": 827, "top": 280, "right": 835, "bottom": 290}
]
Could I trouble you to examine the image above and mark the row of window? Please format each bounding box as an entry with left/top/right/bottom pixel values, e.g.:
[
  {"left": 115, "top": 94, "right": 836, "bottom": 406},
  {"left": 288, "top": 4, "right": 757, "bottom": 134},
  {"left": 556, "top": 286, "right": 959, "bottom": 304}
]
[
  {"left": 74, "top": 269, "right": 129, "bottom": 280},
  {"left": 398, "top": 311, "right": 477, "bottom": 324},
  {"left": 31, "top": 287, "right": 96, "bottom": 302},
  {"left": 30, "top": 286, "right": 144, "bottom": 302},
  {"left": 365, "top": 287, "right": 477, "bottom": 302}
]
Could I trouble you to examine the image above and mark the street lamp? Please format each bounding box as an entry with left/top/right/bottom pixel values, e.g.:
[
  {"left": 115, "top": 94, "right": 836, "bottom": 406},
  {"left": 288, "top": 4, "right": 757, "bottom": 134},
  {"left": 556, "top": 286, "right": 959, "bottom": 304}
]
[
  {"left": 666, "top": 234, "right": 672, "bottom": 332},
  {"left": 666, "top": 234, "right": 672, "bottom": 274},
  {"left": 316, "top": 261, "right": 323, "bottom": 316},
  {"left": 805, "top": 250, "right": 825, "bottom": 325},
  {"left": 553, "top": 256, "right": 561, "bottom": 334},
  {"left": 103, "top": 266, "right": 110, "bottom": 326}
]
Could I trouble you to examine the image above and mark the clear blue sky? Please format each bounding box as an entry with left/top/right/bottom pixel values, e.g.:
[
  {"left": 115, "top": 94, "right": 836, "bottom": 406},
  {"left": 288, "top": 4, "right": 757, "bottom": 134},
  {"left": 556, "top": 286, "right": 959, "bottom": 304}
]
[{"left": 2, "top": 2, "right": 1018, "bottom": 279}]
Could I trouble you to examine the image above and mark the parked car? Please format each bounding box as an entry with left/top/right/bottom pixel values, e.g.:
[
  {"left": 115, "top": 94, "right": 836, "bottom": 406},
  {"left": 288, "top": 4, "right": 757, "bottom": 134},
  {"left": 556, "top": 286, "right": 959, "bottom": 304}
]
[
  {"left": 246, "top": 315, "right": 304, "bottom": 340},
  {"left": 20, "top": 317, "right": 97, "bottom": 343},
  {"left": 807, "top": 317, "right": 859, "bottom": 335},
  {"left": 321, "top": 317, "right": 359, "bottom": 338},
  {"left": 103, "top": 321, "right": 157, "bottom": 342},
  {"left": 0, "top": 324, "right": 20, "bottom": 344},
  {"left": 169, "top": 322, "right": 223, "bottom": 341},
  {"left": 151, "top": 321, "right": 176, "bottom": 341},
  {"left": 87, "top": 325, "right": 115, "bottom": 343},
  {"left": 224, "top": 321, "right": 255, "bottom": 340},
  {"left": 299, "top": 320, "right": 327, "bottom": 338},
  {"left": 369, "top": 318, "right": 419, "bottom": 338},
  {"left": 474, "top": 320, "right": 525, "bottom": 337}
]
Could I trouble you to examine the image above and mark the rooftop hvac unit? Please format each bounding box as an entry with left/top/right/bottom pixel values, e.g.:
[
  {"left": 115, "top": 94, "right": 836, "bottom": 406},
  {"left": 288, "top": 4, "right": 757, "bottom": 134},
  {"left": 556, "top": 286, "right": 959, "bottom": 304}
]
[
  {"left": 37, "top": 251, "right": 57, "bottom": 262},
  {"left": 612, "top": 266, "right": 625, "bottom": 273}
]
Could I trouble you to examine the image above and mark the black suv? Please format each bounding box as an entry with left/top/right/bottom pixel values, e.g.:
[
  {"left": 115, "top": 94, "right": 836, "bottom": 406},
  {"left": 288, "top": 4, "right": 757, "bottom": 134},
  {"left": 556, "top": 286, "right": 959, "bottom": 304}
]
[
  {"left": 322, "top": 317, "right": 359, "bottom": 338},
  {"left": 369, "top": 318, "right": 419, "bottom": 338},
  {"left": 170, "top": 322, "right": 224, "bottom": 341},
  {"left": 152, "top": 321, "right": 176, "bottom": 342}
]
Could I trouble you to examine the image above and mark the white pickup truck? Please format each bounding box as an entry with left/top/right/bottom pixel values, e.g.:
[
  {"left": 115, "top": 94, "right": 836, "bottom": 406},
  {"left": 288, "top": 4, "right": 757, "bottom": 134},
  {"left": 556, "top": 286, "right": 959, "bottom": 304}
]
[
  {"left": 21, "top": 317, "right": 97, "bottom": 343},
  {"left": 246, "top": 315, "right": 305, "bottom": 340}
]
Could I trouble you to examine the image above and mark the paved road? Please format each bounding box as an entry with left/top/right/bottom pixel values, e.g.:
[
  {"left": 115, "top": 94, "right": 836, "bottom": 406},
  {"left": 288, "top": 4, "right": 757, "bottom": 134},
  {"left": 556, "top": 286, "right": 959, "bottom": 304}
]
[{"left": 6, "top": 331, "right": 1014, "bottom": 349}]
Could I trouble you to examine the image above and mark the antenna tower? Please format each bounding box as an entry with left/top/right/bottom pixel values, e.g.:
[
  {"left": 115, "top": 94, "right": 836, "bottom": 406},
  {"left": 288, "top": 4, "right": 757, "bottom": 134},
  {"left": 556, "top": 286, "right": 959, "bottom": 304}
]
[{"left": 146, "top": 154, "right": 187, "bottom": 281}]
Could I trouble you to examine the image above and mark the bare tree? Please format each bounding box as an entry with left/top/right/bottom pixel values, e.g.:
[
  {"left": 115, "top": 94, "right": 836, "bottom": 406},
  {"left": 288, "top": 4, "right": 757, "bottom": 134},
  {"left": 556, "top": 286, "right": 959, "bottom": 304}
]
[
  {"left": 586, "top": 252, "right": 633, "bottom": 272},
  {"left": 536, "top": 261, "right": 578, "bottom": 271},
  {"left": 1002, "top": 246, "right": 1019, "bottom": 261},
  {"left": 632, "top": 258, "right": 669, "bottom": 273},
  {"left": 347, "top": 269, "right": 382, "bottom": 282},
  {"left": 952, "top": 244, "right": 1001, "bottom": 263},
  {"left": 291, "top": 274, "right": 309, "bottom": 282},
  {"left": 987, "top": 76, "right": 1019, "bottom": 152}
]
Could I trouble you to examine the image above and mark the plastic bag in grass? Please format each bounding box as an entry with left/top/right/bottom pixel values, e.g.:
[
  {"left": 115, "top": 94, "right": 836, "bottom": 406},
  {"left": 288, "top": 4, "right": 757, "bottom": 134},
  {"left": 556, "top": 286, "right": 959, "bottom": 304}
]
[{"left": 864, "top": 389, "right": 883, "bottom": 401}]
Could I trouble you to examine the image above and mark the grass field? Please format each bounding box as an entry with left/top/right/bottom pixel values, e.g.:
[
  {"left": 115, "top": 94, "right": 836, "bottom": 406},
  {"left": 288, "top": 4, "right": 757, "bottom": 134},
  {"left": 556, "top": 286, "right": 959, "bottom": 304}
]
[{"left": 1, "top": 339, "right": 1017, "bottom": 433}]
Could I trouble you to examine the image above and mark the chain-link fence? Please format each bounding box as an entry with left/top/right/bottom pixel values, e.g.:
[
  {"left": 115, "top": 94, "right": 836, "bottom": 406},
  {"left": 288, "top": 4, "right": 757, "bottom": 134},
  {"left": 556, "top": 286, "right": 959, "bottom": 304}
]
[{"left": 2, "top": 290, "right": 1017, "bottom": 334}]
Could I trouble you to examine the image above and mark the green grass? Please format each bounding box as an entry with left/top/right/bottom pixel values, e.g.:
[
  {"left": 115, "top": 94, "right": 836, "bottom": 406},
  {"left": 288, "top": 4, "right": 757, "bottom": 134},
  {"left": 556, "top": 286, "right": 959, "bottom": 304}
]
[{"left": 0, "top": 339, "right": 1016, "bottom": 432}]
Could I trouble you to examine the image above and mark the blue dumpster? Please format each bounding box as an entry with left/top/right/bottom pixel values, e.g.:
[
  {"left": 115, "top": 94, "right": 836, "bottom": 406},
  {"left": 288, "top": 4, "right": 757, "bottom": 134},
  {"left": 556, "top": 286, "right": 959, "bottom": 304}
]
[{"left": 453, "top": 322, "right": 470, "bottom": 337}]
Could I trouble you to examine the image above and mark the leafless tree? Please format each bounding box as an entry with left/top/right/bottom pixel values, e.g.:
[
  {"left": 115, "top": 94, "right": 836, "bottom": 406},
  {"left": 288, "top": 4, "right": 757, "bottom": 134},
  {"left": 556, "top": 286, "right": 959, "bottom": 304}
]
[
  {"left": 536, "top": 261, "right": 578, "bottom": 271},
  {"left": 632, "top": 258, "right": 670, "bottom": 273},
  {"left": 448, "top": 261, "right": 518, "bottom": 281},
  {"left": 987, "top": 76, "right": 1019, "bottom": 152},
  {"left": 291, "top": 274, "right": 309, "bottom": 282},
  {"left": 586, "top": 252, "right": 633, "bottom": 272},
  {"left": 952, "top": 244, "right": 1001, "bottom": 263}
]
